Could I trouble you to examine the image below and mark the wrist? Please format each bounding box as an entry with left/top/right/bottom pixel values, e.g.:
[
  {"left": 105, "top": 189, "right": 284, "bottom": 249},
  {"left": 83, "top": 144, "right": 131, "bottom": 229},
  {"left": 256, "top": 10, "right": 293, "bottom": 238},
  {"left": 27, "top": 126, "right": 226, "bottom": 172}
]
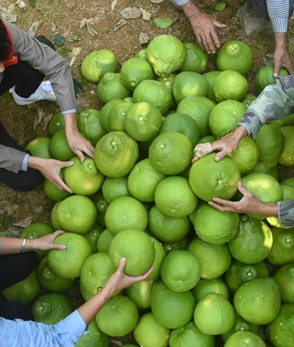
[
  {"left": 234, "top": 126, "right": 248, "bottom": 140},
  {"left": 64, "top": 113, "right": 79, "bottom": 135},
  {"left": 28, "top": 156, "right": 45, "bottom": 170},
  {"left": 274, "top": 32, "right": 287, "bottom": 49},
  {"left": 182, "top": 1, "right": 202, "bottom": 17}
]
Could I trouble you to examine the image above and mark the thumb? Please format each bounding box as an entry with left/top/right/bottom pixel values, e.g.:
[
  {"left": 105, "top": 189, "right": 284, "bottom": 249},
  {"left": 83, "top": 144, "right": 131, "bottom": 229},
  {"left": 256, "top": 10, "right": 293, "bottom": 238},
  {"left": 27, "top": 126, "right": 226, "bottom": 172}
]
[
  {"left": 273, "top": 64, "right": 281, "bottom": 78},
  {"left": 62, "top": 161, "right": 74, "bottom": 168},
  {"left": 237, "top": 181, "right": 249, "bottom": 195},
  {"left": 212, "top": 19, "right": 226, "bottom": 28}
]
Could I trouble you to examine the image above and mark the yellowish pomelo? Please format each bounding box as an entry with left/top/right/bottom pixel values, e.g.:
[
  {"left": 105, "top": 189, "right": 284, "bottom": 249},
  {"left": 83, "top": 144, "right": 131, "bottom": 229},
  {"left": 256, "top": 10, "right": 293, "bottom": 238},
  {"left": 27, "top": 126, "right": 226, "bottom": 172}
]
[
  {"left": 96, "top": 229, "right": 114, "bottom": 253},
  {"left": 47, "top": 232, "right": 92, "bottom": 279},
  {"left": 267, "top": 226, "right": 294, "bottom": 266},
  {"left": 278, "top": 126, "right": 294, "bottom": 166},
  {"left": 102, "top": 176, "right": 130, "bottom": 203},
  {"left": 97, "top": 72, "right": 131, "bottom": 104},
  {"left": 100, "top": 99, "right": 123, "bottom": 132},
  {"left": 96, "top": 295, "right": 138, "bottom": 336},
  {"left": 192, "top": 278, "right": 230, "bottom": 303},
  {"left": 216, "top": 40, "right": 253, "bottom": 74},
  {"left": 148, "top": 205, "right": 191, "bottom": 243},
  {"left": 127, "top": 158, "right": 165, "bottom": 203},
  {"left": 132, "top": 79, "right": 172, "bottom": 115},
  {"left": 43, "top": 168, "right": 71, "bottom": 202},
  {"left": 108, "top": 100, "right": 133, "bottom": 132},
  {"left": 189, "top": 153, "right": 241, "bottom": 201},
  {"left": 83, "top": 224, "right": 104, "bottom": 253},
  {"left": 177, "top": 95, "right": 215, "bottom": 138},
  {"left": 267, "top": 304, "right": 294, "bottom": 347},
  {"left": 49, "top": 129, "right": 74, "bottom": 161},
  {"left": 203, "top": 70, "right": 222, "bottom": 101},
  {"left": 78, "top": 108, "right": 106, "bottom": 146},
  {"left": 209, "top": 100, "right": 247, "bottom": 138},
  {"left": 125, "top": 280, "right": 155, "bottom": 309},
  {"left": 225, "top": 260, "right": 269, "bottom": 292},
  {"left": 159, "top": 112, "right": 200, "bottom": 147},
  {"left": 229, "top": 136, "right": 259, "bottom": 174},
  {"left": 80, "top": 252, "right": 115, "bottom": 300},
  {"left": 105, "top": 196, "right": 148, "bottom": 235},
  {"left": 57, "top": 195, "right": 97, "bottom": 234},
  {"left": 81, "top": 49, "right": 118, "bottom": 83},
  {"left": 224, "top": 331, "right": 266, "bottom": 347},
  {"left": 228, "top": 216, "right": 272, "bottom": 263},
  {"left": 124, "top": 101, "right": 162, "bottom": 141},
  {"left": 160, "top": 250, "right": 201, "bottom": 292},
  {"left": 120, "top": 57, "right": 154, "bottom": 91},
  {"left": 179, "top": 42, "right": 208, "bottom": 73},
  {"left": 214, "top": 70, "right": 248, "bottom": 102},
  {"left": 274, "top": 263, "right": 294, "bottom": 304},
  {"left": 255, "top": 123, "right": 285, "bottom": 168},
  {"left": 255, "top": 65, "right": 289, "bottom": 92},
  {"left": 169, "top": 321, "right": 215, "bottom": 347},
  {"left": 94, "top": 131, "right": 139, "bottom": 177},
  {"left": 149, "top": 132, "right": 194, "bottom": 175},
  {"left": 154, "top": 176, "right": 197, "bottom": 218},
  {"left": 188, "top": 237, "right": 231, "bottom": 279},
  {"left": 75, "top": 320, "right": 109, "bottom": 347},
  {"left": 221, "top": 314, "right": 260, "bottom": 342},
  {"left": 3, "top": 270, "right": 40, "bottom": 304},
  {"left": 25, "top": 137, "right": 51, "bottom": 159},
  {"left": 194, "top": 293, "right": 236, "bottom": 335},
  {"left": 172, "top": 71, "right": 208, "bottom": 104},
  {"left": 37, "top": 257, "right": 75, "bottom": 292},
  {"left": 191, "top": 202, "right": 239, "bottom": 244},
  {"left": 133, "top": 312, "right": 170, "bottom": 347},
  {"left": 146, "top": 34, "right": 186, "bottom": 77},
  {"left": 32, "top": 292, "right": 73, "bottom": 324},
  {"left": 151, "top": 282, "right": 195, "bottom": 329},
  {"left": 109, "top": 229, "right": 155, "bottom": 275},
  {"left": 234, "top": 277, "right": 281, "bottom": 325},
  {"left": 63, "top": 156, "right": 104, "bottom": 196}
]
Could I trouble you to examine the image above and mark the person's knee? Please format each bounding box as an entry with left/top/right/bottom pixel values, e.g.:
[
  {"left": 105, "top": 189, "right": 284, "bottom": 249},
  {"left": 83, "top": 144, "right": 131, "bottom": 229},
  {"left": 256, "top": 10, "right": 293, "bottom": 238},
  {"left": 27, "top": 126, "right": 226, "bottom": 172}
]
[{"left": 1, "top": 168, "right": 43, "bottom": 192}]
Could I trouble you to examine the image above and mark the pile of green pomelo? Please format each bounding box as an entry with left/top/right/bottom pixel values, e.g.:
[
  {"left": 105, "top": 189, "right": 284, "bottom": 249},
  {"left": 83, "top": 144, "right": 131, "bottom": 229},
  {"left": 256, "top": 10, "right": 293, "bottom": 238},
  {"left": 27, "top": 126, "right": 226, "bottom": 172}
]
[{"left": 6, "top": 34, "right": 294, "bottom": 347}]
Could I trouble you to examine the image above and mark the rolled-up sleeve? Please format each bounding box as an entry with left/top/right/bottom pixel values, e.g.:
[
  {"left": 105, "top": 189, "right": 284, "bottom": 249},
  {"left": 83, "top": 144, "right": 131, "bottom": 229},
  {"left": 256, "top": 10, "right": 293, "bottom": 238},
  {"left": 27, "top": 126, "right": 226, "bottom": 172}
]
[
  {"left": 0, "top": 144, "right": 26, "bottom": 173},
  {"left": 266, "top": 0, "right": 290, "bottom": 32},
  {"left": 278, "top": 200, "right": 294, "bottom": 227}
]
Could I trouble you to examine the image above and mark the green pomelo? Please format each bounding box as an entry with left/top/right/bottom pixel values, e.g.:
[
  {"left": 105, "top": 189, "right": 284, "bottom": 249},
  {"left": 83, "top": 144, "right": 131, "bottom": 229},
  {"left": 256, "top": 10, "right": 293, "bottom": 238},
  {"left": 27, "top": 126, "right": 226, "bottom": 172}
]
[
  {"left": 159, "top": 112, "right": 200, "bottom": 147},
  {"left": 124, "top": 101, "right": 162, "bottom": 141},
  {"left": 49, "top": 129, "right": 74, "bottom": 161},
  {"left": 267, "top": 226, "right": 294, "bottom": 266},
  {"left": 50, "top": 201, "right": 62, "bottom": 231},
  {"left": 203, "top": 70, "right": 222, "bottom": 101},
  {"left": 127, "top": 158, "right": 165, "bottom": 203},
  {"left": 94, "top": 131, "right": 139, "bottom": 177},
  {"left": 209, "top": 100, "right": 247, "bottom": 138},
  {"left": 120, "top": 57, "right": 154, "bottom": 91},
  {"left": 32, "top": 293, "right": 73, "bottom": 324},
  {"left": 96, "top": 295, "right": 138, "bottom": 337},
  {"left": 75, "top": 320, "right": 109, "bottom": 347},
  {"left": 108, "top": 100, "right": 133, "bottom": 132},
  {"left": 80, "top": 252, "right": 115, "bottom": 300},
  {"left": 93, "top": 192, "right": 109, "bottom": 227},
  {"left": 83, "top": 224, "right": 104, "bottom": 253},
  {"left": 228, "top": 216, "right": 273, "bottom": 263},
  {"left": 221, "top": 314, "right": 260, "bottom": 342},
  {"left": 246, "top": 160, "right": 279, "bottom": 181},
  {"left": 192, "top": 278, "right": 230, "bottom": 303},
  {"left": 64, "top": 156, "right": 104, "bottom": 196},
  {"left": 151, "top": 282, "right": 195, "bottom": 329},
  {"left": 57, "top": 195, "right": 97, "bottom": 234},
  {"left": 47, "top": 233, "right": 92, "bottom": 279},
  {"left": 191, "top": 202, "right": 239, "bottom": 244},
  {"left": 133, "top": 313, "right": 170, "bottom": 347},
  {"left": 125, "top": 280, "right": 155, "bottom": 309},
  {"left": 177, "top": 96, "right": 215, "bottom": 138},
  {"left": 105, "top": 196, "right": 148, "bottom": 235},
  {"left": 48, "top": 112, "right": 65, "bottom": 136},
  {"left": 96, "top": 229, "right": 114, "bottom": 253},
  {"left": 224, "top": 331, "right": 266, "bottom": 347},
  {"left": 25, "top": 137, "right": 51, "bottom": 159},
  {"left": 100, "top": 99, "right": 122, "bottom": 132},
  {"left": 102, "top": 176, "right": 130, "bottom": 203},
  {"left": 81, "top": 49, "right": 118, "bottom": 83},
  {"left": 234, "top": 277, "right": 281, "bottom": 325},
  {"left": 97, "top": 72, "right": 131, "bottom": 104},
  {"left": 255, "top": 65, "right": 289, "bottom": 92},
  {"left": 267, "top": 304, "right": 294, "bottom": 347},
  {"left": 179, "top": 42, "right": 208, "bottom": 73},
  {"left": 242, "top": 94, "right": 256, "bottom": 108},
  {"left": 188, "top": 237, "right": 231, "bottom": 279},
  {"left": 149, "top": 132, "right": 193, "bottom": 175},
  {"left": 278, "top": 126, "right": 294, "bottom": 166},
  {"left": 109, "top": 229, "right": 155, "bottom": 275},
  {"left": 78, "top": 108, "right": 106, "bottom": 146},
  {"left": 132, "top": 79, "right": 172, "bottom": 116},
  {"left": 216, "top": 40, "right": 253, "bottom": 74},
  {"left": 194, "top": 293, "right": 236, "bottom": 335},
  {"left": 172, "top": 71, "right": 208, "bottom": 104},
  {"left": 146, "top": 34, "right": 186, "bottom": 77},
  {"left": 281, "top": 184, "right": 294, "bottom": 200},
  {"left": 214, "top": 70, "right": 248, "bottom": 102},
  {"left": 189, "top": 153, "right": 241, "bottom": 201},
  {"left": 255, "top": 123, "right": 285, "bottom": 168},
  {"left": 274, "top": 263, "right": 294, "bottom": 303}
]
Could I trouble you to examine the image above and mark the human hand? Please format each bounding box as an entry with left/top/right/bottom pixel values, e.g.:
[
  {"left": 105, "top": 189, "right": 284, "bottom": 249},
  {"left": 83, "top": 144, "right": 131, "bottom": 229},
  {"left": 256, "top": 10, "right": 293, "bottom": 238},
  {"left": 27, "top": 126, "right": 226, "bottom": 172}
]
[
  {"left": 66, "top": 130, "right": 95, "bottom": 162},
  {"left": 30, "top": 230, "right": 66, "bottom": 251},
  {"left": 182, "top": 1, "right": 225, "bottom": 54},
  {"left": 273, "top": 33, "right": 294, "bottom": 77}
]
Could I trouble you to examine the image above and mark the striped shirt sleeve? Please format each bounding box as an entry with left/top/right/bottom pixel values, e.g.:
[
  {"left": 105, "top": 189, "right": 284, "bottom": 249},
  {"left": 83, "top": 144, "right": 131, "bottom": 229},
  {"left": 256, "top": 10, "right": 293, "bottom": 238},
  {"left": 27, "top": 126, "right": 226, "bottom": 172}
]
[
  {"left": 170, "top": 0, "right": 191, "bottom": 5},
  {"left": 266, "top": 0, "right": 290, "bottom": 32}
]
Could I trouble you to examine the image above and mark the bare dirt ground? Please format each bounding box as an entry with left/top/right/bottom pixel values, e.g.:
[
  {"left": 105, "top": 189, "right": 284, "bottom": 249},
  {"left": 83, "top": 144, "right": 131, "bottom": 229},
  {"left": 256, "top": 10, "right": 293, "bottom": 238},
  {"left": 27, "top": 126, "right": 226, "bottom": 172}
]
[{"left": 0, "top": 0, "right": 280, "bottom": 233}]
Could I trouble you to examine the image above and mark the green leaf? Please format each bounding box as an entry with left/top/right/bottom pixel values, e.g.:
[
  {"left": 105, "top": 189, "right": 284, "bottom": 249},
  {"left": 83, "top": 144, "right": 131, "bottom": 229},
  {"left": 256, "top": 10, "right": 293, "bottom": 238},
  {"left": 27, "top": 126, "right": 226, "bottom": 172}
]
[
  {"left": 215, "top": 2, "right": 226, "bottom": 11},
  {"left": 73, "top": 78, "right": 84, "bottom": 94},
  {"left": 154, "top": 17, "right": 173, "bottom": 29},
  {"left": 53, "top": 34, "right": 66, "bottom": 46},
  {"left": 28, "top": 0, "right": 37, "bottom": 8}
]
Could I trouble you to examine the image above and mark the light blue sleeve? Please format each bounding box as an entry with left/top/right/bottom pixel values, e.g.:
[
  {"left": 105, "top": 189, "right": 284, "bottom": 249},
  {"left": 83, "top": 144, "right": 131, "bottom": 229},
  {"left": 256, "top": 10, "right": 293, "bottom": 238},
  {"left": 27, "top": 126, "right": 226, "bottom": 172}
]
[
  {"left": 170, "top": 0, "right": 190, "bottom": 5},
  {"left": 20, "top": 154, "right": 30, "bottom": 171},
  {"left": 61, "top": 109, "right": 76, "bottom": 115},
  {"left": 266, "top": 0, "right": 290, "bottom": 32}
]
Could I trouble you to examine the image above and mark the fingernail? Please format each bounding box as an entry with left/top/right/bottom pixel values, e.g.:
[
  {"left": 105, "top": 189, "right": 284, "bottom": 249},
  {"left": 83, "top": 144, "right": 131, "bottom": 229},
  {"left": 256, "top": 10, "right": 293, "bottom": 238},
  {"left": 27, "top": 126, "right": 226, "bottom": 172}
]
[{"left": 61, "top": 245, "right": 66, "bottom": 249}]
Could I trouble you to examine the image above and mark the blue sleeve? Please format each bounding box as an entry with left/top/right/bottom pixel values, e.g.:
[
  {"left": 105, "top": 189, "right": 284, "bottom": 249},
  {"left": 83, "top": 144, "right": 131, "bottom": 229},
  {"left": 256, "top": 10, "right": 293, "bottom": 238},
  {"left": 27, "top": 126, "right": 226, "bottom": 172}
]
[
  {"left": 20, "top": 154, "right": 30, "bottom": 171},
  {"left": 266, "top": 0, "right": 290, "bottom": 32},
  {"left": 170, "top": 0, "right": 190, "bottom": 5},
  {"left": 61, "top": 109, "right": 76, "bottom": 115}
]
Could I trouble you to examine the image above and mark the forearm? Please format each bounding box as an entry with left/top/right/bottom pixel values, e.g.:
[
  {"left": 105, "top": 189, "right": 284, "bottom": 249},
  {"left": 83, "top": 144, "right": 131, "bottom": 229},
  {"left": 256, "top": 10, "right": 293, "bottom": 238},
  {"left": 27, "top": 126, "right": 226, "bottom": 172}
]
[
  {"left": 64, "top": 112, "right": 79, "bottom": 139},
  {"left": 181, "top": 1, "right": 202, "bottom": 18},
  {"left": 0, "top": 236, "right": 42, "bottom": 255}
]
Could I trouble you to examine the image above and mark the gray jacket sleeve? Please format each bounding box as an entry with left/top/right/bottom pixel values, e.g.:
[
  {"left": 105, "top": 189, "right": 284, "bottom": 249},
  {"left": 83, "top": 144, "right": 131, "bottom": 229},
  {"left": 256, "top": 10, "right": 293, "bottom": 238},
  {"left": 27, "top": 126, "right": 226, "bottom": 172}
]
[
  {"left": 6, "top": 21, "right": 79, "bottom": 112},
  {"left": 0, "top": 144, "right": 26, "bottom": 173}
]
